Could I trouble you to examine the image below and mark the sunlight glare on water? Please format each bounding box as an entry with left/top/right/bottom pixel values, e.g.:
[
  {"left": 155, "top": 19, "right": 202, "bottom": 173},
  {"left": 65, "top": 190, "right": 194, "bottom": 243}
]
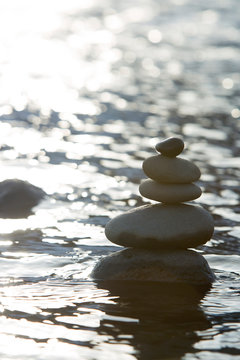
[{"left": 0, "top": 0, "right": 114, "bottom": 112}]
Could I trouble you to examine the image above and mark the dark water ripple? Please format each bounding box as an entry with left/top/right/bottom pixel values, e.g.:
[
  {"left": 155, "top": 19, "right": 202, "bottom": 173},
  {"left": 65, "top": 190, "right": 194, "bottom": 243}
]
[{"left": 0, "top": 0, "right": 239, "bottom": 358}]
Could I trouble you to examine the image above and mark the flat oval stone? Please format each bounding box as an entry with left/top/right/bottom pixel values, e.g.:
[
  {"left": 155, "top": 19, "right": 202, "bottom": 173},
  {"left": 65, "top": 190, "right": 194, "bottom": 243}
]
[
  {"left": 105, "top": 203, "right": 214, "bottom": 249},
  {"left": 155, "top": 137, "right": 184, "bottom": 157},
  {"left": 142, "top": 155, "right": 201, "bottom": 183},
  {"left": 91, "top": 248, "right": 216, "bottom": 285},
  {"left": 139, "top": 179, "right": 202, "bottom": 203}
]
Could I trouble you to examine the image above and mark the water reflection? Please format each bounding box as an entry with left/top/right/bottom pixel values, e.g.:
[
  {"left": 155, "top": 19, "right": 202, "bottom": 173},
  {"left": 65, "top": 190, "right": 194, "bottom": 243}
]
[{"left": 95, "top": 280, "right": 212, "bottom": 359}]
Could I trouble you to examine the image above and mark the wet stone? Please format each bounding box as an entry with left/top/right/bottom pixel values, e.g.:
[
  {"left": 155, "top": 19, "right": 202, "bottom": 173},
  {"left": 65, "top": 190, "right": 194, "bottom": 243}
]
[
  {"left": 0, "top": 179, "right": 46, "bottom": 218},
  {"left": 105, "top": 203, "right": 214, "bottom": 249},
  {"left": 142, "top": 155, "right": 201, "bottom": 184},
  {"left": 139, "top": 179, "right": 202, "bottom": 203},
  {"left": 91, "top": 248, "right": 216, "bottom": 285},
  {"left": 155, "top": 137, "right": 184, "bottom": 157}
]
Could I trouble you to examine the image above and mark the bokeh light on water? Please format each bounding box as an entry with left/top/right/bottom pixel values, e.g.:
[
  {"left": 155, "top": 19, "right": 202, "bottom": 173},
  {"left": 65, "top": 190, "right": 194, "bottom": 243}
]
[{"left": 0, "top": 0, "right": 240, "bottom": 358}]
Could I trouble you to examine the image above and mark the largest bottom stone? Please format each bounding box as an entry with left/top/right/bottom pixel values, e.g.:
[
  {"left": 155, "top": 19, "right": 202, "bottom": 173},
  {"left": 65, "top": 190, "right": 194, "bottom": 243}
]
[{"left": 91, "top": 248, "right": 215, "bottom": 285}]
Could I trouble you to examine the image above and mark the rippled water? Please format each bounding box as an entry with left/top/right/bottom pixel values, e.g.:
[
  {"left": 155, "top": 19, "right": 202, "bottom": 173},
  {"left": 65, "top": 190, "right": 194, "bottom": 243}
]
[{"left": 0, "top": 0, "right": 240, "bottom": 358}]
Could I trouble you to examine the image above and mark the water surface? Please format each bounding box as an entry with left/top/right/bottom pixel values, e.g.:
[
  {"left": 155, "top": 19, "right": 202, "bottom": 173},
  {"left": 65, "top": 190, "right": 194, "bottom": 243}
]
[{"left": 0, "top": 0, "right": 240, "bottom": 358}]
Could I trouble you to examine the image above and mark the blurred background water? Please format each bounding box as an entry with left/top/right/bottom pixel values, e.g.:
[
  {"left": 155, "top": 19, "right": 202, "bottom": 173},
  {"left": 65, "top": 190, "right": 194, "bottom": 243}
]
[{"left": 0, "top": 0, "right": 240, "bottom": 358}]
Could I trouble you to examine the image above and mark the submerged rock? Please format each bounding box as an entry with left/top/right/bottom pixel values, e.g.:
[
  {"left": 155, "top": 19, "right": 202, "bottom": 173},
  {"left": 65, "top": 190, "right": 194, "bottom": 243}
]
[
  {"left": 91, "top": 248, "right": 216, "bottom": 285},
  {"left": 0, "top": 179, "right": 46, "bottom": 218},
  {"left": 105, "top": 203, "right": 214, "bottom": 249}
]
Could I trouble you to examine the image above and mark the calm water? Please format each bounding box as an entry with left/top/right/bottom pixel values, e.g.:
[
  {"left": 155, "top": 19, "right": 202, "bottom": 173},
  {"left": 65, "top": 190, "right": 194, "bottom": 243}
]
[{"left": 0, "top": 0, "right": 240, "bottom": 358}]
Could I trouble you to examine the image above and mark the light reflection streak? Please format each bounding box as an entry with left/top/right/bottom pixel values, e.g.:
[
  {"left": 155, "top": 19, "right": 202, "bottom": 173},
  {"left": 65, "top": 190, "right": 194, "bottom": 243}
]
[
  {"left": 222, "top": 77, "right": 234, "bottom": 89},
  {"left": 0, "top": 316, "right": 96, "bottom": 341},
  {"left": 231, "top": 108, "right": 240, "bottom": 118}
]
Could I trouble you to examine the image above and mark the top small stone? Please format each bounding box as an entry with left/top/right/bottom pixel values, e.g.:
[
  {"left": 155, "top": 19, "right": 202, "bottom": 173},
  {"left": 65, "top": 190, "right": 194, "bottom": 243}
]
[{"left": 155, "top": 137, "right": 184, "bottom": 157}]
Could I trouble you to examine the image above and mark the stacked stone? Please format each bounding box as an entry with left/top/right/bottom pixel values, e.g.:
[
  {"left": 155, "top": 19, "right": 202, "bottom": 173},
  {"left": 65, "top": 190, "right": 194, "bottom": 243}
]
[
  {"left": 140, "top": 137, "right": 202, "bottom": 205},
  {"left": 92, "top": 137, "right": 215, "bottom": 286}
]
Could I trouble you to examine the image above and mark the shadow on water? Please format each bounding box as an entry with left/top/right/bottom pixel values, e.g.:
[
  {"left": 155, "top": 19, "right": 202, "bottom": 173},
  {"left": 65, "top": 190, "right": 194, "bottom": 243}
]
[{"left": 95, "top": 280, "right": 212, "bottom": 360}]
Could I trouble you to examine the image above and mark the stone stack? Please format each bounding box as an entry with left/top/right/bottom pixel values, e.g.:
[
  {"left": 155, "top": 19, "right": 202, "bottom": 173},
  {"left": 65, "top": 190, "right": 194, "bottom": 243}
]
[{"left": 92, "top": 137, "right": 215, "bottom": 286}]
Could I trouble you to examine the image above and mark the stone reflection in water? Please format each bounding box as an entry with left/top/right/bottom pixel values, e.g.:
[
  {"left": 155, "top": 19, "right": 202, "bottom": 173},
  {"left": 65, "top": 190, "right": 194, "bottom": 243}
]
[{"left": 95, "top": 280, "right": 212, "bottom": 360}]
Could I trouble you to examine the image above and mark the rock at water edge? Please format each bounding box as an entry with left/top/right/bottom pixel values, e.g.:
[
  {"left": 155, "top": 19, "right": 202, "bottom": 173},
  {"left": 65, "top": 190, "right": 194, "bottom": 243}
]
[{"left": 91, "top": 248, "right": 216, "bottom": 285}]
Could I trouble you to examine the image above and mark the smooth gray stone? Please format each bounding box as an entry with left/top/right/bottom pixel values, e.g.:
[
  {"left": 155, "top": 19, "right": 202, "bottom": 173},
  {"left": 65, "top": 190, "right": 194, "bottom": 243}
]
[
  {"left": 105, "top": 203, "right": 214, "bottom": 249},
  {"left": 91, "top": 248, "right": 216, "bottom": 285},
  {"left": 142, "top": 155, "right": 201, "bottom": 184},
  {"left": 139, "top": 179, "right": 202, "bottom": 203},
  {"left": 0, "top": 179, "right": 46, "bottom": 218},
  {"left": 155, "top": 137, "right": 184, "bottom": 157}
]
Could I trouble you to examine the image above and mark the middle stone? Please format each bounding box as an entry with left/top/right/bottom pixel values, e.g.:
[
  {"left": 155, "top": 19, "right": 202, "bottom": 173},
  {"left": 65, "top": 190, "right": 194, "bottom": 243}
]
[
  {"left": 139, "top": 179, "right": 202, "bottom": 203},
  {"left": 142, "top": 155, "right": 201, "bottom": 183},
  {"left": 105, "top": 203, "right": 214, "bottom": 249}
]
